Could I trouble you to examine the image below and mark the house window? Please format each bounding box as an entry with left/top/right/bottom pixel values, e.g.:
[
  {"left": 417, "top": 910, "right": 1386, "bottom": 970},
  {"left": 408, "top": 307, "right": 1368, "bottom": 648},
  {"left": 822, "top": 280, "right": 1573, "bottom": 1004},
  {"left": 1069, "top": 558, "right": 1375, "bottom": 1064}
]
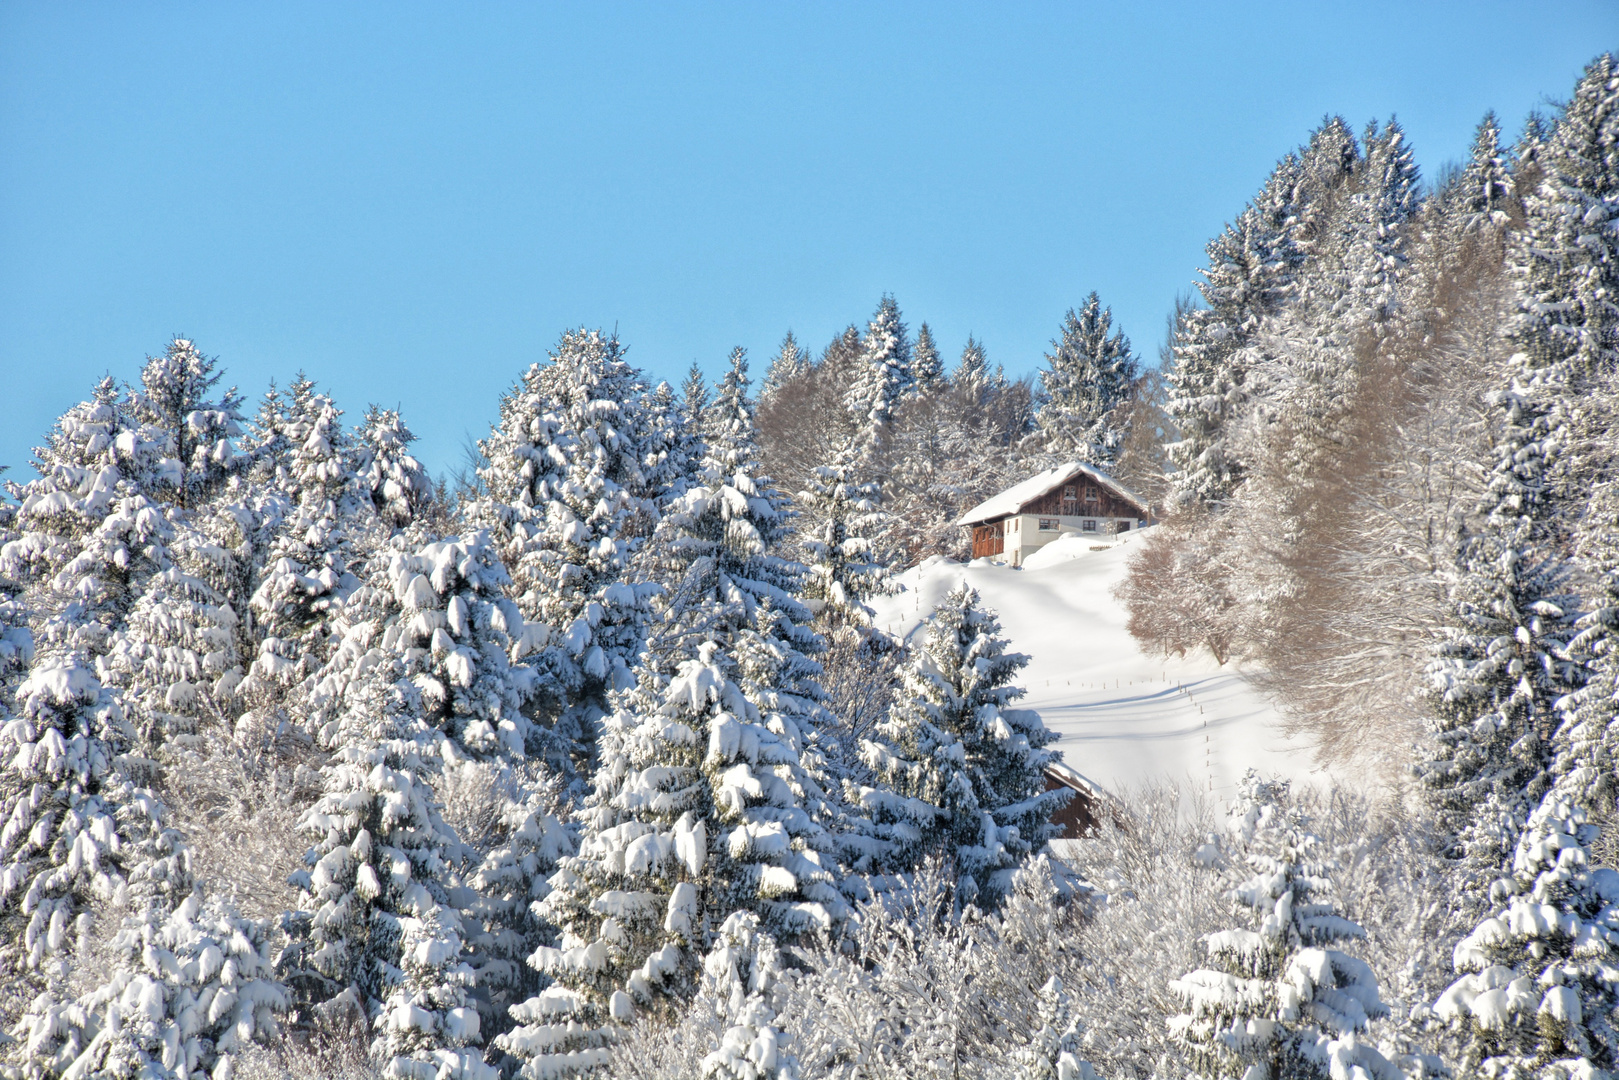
[
  {"left": 1116, "top": 520, "right": 1131, "bottom": 532},
  {"left": 1039, "top": 518, "right": 1060, "bottom": 531},
  {"left": 1085, "top": 487, "right": 1099, "bottom": 503},
  {"left": 1063, "top": 485, "right": 1076, "bottom": 499},
  {"left": 1012, "top": 518, "right": 1019, "bottom": 532},
  {"left": 1082, "top": 519, "right": 1098, "bottom": 532}
]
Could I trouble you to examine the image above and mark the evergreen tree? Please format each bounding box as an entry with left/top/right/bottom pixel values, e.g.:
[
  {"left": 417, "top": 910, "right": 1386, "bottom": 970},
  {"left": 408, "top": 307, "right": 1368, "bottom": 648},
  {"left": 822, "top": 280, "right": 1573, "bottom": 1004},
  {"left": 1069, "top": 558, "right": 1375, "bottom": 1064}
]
[
  {"left": 954, "top": 335, "right": 989, "bottom": 389},
  {"left": 241, "top": 379, "right": 296, "bottom": 495},
  {"left": 858, "top": 586, "right": 1065, "bottom": 905},
  {"left": 1166, "top": 151, "right": 1305, "bottom": 509},
  {"left": 289, "top": 529, "right": 569, "bottom": 1048},
  {"left": 11, "top": 890, "right": 288, "bottom": 1080},
  {"left": 99, "top": 508, "right": 252, "bottom": 748},
  {"left": 653, "top": 349, "right": 817, "bottom": 662},
  {"left": 1258, "top": 119, "right": 1418, "bottom": 491},
  {"left": 1433, "top": 793, "right": 1619, "bottom": 1077},
  {"left": 911, "top": 322, "right": 943, "bottom": 393},
  {"left": 125, "top": 338, "right": 245, "bottom": 510},
  {"left": 355, "top": 404, "right": 432, "bottom": 530},
  {"left": 1554, "top": 480, "right": 1619, "bottom": 816},
  {"left": 0, "top": 659, "right": 179, "bottom": 981},
  {"left": 503, "top": 644, "right": 843, "bottom": 1076},
  {"left": 641, "top": 381, "right": 702, "bottom": 512},
  {"left": 382, "top": 533, "right": 546, "bottom": 765},
  {"left": 683, "top": 362, "right": 712, "bottom": 437},
  {"left": 759, "top": 331, "right": 810, "bottom": 406},
  {"left": 1422, "top": 59, "right": 1618, "bottom": 884},
  {"left": 695, "top": 911, "right": 799, "bottom": 1080},
  {"left": 244, "top": 390, "right": 363, "bottom": 701},
  {"left": 1514, "top": 54, "right": 1619, "bottom": 512},
  {"left": 469, "top": 329, "right": 659, "bottom": 751},
  {"left": 1017, "top": 976, "right": 1102, "bottom": 1080},
  {"left": 290, "top": 657, "right": 495, "bottom": 1080},
  {"left": 1169, "top": 772, "right": 1394, "bottom": 1080},
  {"left": 1447, "top": 112, "right": 1517, "bottom": 235},
  {"left": 841, "top": 296, "right": 912, "bottom": 469},
  {"left": 1036, "top": 293, "right": 1139, "bottom": 468},
  {"left": 795, "top": 463, "right": 890, "bottom": 636}
]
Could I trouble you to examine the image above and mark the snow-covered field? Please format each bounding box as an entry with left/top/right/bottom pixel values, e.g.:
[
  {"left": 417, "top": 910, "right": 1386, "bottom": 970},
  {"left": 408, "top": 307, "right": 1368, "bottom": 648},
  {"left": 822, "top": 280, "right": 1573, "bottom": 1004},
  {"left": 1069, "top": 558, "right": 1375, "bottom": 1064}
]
[{"left": 870, "top": 528, "right": 1342, "bottom": 805}]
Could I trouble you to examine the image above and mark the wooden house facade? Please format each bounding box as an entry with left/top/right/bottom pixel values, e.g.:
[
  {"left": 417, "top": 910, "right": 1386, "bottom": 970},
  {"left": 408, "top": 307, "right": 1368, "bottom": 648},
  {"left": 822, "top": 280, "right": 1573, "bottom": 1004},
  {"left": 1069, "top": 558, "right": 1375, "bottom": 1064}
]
[{"left": 959, "top": 462, "right": 1151, "bottom": 566}]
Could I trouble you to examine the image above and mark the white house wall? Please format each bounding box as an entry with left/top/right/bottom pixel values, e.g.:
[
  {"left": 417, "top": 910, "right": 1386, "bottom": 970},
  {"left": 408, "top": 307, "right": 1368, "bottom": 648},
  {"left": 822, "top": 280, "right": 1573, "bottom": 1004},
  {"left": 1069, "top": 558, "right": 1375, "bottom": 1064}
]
[{"left": 995, "top": 513, "right": 1141, "bottom": 566}]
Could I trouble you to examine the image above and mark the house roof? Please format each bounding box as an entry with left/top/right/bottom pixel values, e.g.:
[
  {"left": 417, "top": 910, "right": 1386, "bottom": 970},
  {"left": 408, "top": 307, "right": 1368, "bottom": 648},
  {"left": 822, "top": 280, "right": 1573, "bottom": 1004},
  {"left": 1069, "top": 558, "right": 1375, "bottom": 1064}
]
[{"left": 956, "top": 461, "right": 1147, "bottom": 526}]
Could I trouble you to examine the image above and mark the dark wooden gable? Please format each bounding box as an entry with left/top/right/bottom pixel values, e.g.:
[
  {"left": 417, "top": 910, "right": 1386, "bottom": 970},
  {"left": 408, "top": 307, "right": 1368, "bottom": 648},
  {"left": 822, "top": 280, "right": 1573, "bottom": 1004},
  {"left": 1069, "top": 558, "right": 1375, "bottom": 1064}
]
[{"left": 1019, "top": 472, "right": 1143, "bottom": 520}]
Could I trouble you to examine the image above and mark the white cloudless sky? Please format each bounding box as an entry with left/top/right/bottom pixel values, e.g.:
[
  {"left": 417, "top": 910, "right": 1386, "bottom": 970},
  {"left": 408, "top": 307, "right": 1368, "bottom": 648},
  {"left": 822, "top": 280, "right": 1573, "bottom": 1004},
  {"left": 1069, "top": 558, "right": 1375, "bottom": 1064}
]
[{"left": 1, "top": 2, "right": 1613, "bottom": 479}]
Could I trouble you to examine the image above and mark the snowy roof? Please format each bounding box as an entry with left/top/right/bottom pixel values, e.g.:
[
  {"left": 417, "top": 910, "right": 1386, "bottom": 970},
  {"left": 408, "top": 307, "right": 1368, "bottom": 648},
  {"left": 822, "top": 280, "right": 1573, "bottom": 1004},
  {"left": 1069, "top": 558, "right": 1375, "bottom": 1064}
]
[
  {"left": 1043, "top": 759, "right": 1105, "bottom": 801},
  {"left": 956, "top": 462, "right": 1147, "bottom": 526}
]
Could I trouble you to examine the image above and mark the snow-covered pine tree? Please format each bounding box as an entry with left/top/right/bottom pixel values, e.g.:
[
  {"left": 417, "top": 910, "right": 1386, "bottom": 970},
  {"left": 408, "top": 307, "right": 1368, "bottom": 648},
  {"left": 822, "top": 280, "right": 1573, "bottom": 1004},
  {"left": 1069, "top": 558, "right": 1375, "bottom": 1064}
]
[
  {"left": 695, "top": 911, "right": 799, "bottom": 1080},
  {"left": 1420, "top": 474, "right": 1577, "bottom": 889},
  {"left": 1516, "top": 54, "right": 1619, "bottom": 520},
  {"left": 759, "top": 332, "right": 810, "bottom": 407},
  {"left": 11, "top": 887, "right": 289, "bottom": 1080},
  {"left": 1554, "top": 478, "right": 1619, "bottom": 818},
  {"left": 1036, "top": 293, "right": 1139, "bottom": 469},
  {"left": 1168, "top": 771, "right": 1395, "bottom": 1080},
  {"left": 1252, "top": 118, "right": 1418, "bottom": 504},
  {"left": 652, "top": 348, "right": 817, "bottom": 664},
  {"left": 499, "top": 351, "right": 856, "bottom": 1076},
  {"left": 857, "top": 585, "right": 1066, "bottom": 905},
  {"left": 640, "top": 381, "right": 701, "bottom": 512},
  {"left": 1432, "top": 792, "right": 1619, "bottom": 1077},
  {"left": 955, "top": 335, "right": 989, "bottom": 389},
  {"left": 241, "top": 379, "right": 296, "bottom": 496},
  {"left": 1017, "top": 976, "right": 1102, "bottom": 1080},
  {"left": 795, "top": 462, "right": 890, "bottom": 637},
  {"left": 501, "top": 642, "right": 843, "bottom": 1077},
  {"left": 1422, "top": 59, "right": 1616, "bottom": 886},
  {"left": 381, "top": 533, "right": 545, "bottom": 765},
  {"left": 354, "top": 403, "right": 432, "bottom": 530},
  {"left": 125, "top": 338, "right": 245, "bottom": 511},
  {"left": 376, "top": 531, "right": 573, "bottom": 1033},
  {"left": 469, "top": 329, "right": 660, "bottom": 753},
  {"left": 0, "top": 658, "right": 179, "bottom": 983},
  {"left": 287, "top": 526, "right": 570, "bottom": 1047},
  {"left": 290, "top": 654, "right": 495, "bottom": 1080},
  {"left": 99, "top": 508, "right": 251, "bottom": 750},
  {"left": 911, "top": 321, "right": 943, "bottom": 393},
  {"left": 243, "top": 390, "right": 363, "bottom": 703},
  {"left": 683, "top": 361, "right": 712, "bottom": 436},
  {"left": 841, "top": 296, "right": 912, "bottom": 470},
  {"left": 1448, "top": 112, "right": 1516, "bottom": 237},
  {"left": 0, "top": 376, "right": 176, "bottom": 659},
  {"left": 1166, "top": 151, "right": 1305, "bottom": 510}
]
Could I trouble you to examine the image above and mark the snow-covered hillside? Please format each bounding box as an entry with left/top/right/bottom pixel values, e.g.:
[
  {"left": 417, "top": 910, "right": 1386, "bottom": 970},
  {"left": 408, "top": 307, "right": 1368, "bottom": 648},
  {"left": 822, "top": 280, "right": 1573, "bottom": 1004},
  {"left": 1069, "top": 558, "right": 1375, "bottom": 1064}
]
[{"left": 870, "top": 528, "right": 1341, "bottom": 804}]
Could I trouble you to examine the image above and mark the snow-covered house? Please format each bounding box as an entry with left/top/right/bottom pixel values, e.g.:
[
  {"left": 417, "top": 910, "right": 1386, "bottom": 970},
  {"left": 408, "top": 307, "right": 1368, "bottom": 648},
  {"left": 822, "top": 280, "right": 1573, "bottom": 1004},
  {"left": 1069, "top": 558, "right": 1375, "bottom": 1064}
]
[{"left": 959, "top": 461, "right": 1151, "bottom": 566}]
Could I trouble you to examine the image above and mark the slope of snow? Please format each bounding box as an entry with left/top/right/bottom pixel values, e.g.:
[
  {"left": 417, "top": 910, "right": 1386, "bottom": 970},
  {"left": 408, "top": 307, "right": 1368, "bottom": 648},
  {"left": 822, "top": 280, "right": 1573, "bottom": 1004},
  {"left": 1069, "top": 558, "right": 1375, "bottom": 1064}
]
[{"left": 871, "top": 528, "right": 1340, "bottom": 805}]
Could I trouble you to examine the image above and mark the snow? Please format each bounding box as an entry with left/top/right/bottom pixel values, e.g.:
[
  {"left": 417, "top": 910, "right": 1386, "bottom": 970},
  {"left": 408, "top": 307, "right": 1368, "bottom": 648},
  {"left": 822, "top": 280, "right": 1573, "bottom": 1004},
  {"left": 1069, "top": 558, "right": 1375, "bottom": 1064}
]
[
  {"left": 870, "top": 531, "right": 1341, "bottom": 803},
  {"left": 955, "top": 460, "right": 1146, "bottom": 526}
]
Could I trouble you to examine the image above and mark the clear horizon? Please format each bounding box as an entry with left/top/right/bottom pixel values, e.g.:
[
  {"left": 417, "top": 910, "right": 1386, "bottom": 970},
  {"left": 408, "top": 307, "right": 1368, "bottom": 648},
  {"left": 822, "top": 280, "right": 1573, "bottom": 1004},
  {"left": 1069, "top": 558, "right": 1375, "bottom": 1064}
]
[{"left": 2, "top": 2, "right": 1612, "bottom": 481}]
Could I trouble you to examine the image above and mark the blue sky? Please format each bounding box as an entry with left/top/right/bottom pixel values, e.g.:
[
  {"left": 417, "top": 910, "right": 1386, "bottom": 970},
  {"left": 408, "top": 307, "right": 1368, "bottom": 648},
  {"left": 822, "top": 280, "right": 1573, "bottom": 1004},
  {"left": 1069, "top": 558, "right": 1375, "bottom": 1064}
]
[{"left": 1, "top": 3, "right": 1612, "bottom": 481}]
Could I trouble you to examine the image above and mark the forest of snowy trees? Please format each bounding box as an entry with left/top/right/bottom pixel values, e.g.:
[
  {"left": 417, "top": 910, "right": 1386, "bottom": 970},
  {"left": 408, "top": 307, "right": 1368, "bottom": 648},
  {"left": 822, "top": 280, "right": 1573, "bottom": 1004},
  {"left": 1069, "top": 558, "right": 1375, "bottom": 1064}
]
[{"left": 0, "top": 50, "right": 1614, "bottom": 1080}]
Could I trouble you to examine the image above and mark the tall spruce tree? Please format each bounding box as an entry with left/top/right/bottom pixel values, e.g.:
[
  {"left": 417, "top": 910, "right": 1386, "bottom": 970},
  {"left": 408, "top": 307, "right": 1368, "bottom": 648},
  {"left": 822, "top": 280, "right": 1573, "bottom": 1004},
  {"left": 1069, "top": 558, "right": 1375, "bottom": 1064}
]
[
  {"left": 858, "top": 586, "right": 1065, "bottom": 905},
  {"left": 841, "top": 296, "right": 912, "bottom": 470},
  {"left": 759, "top": 331, "right": 810, "bottom": 406},
  {"left": 911, "top": 322, "right": 943, "bottom": 392},
  {"left": 1169, "top": 772, "right": 1394, "bottom": 1080},
  {"left": 469, "top": 329, "right": 660, "bottom": 753},
  {"left": 1423, "top": 56, "right": 1618, "bottom": 886},
  {"left": 1036, "top": 293, "right": 1139, "bottom": 469}
]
